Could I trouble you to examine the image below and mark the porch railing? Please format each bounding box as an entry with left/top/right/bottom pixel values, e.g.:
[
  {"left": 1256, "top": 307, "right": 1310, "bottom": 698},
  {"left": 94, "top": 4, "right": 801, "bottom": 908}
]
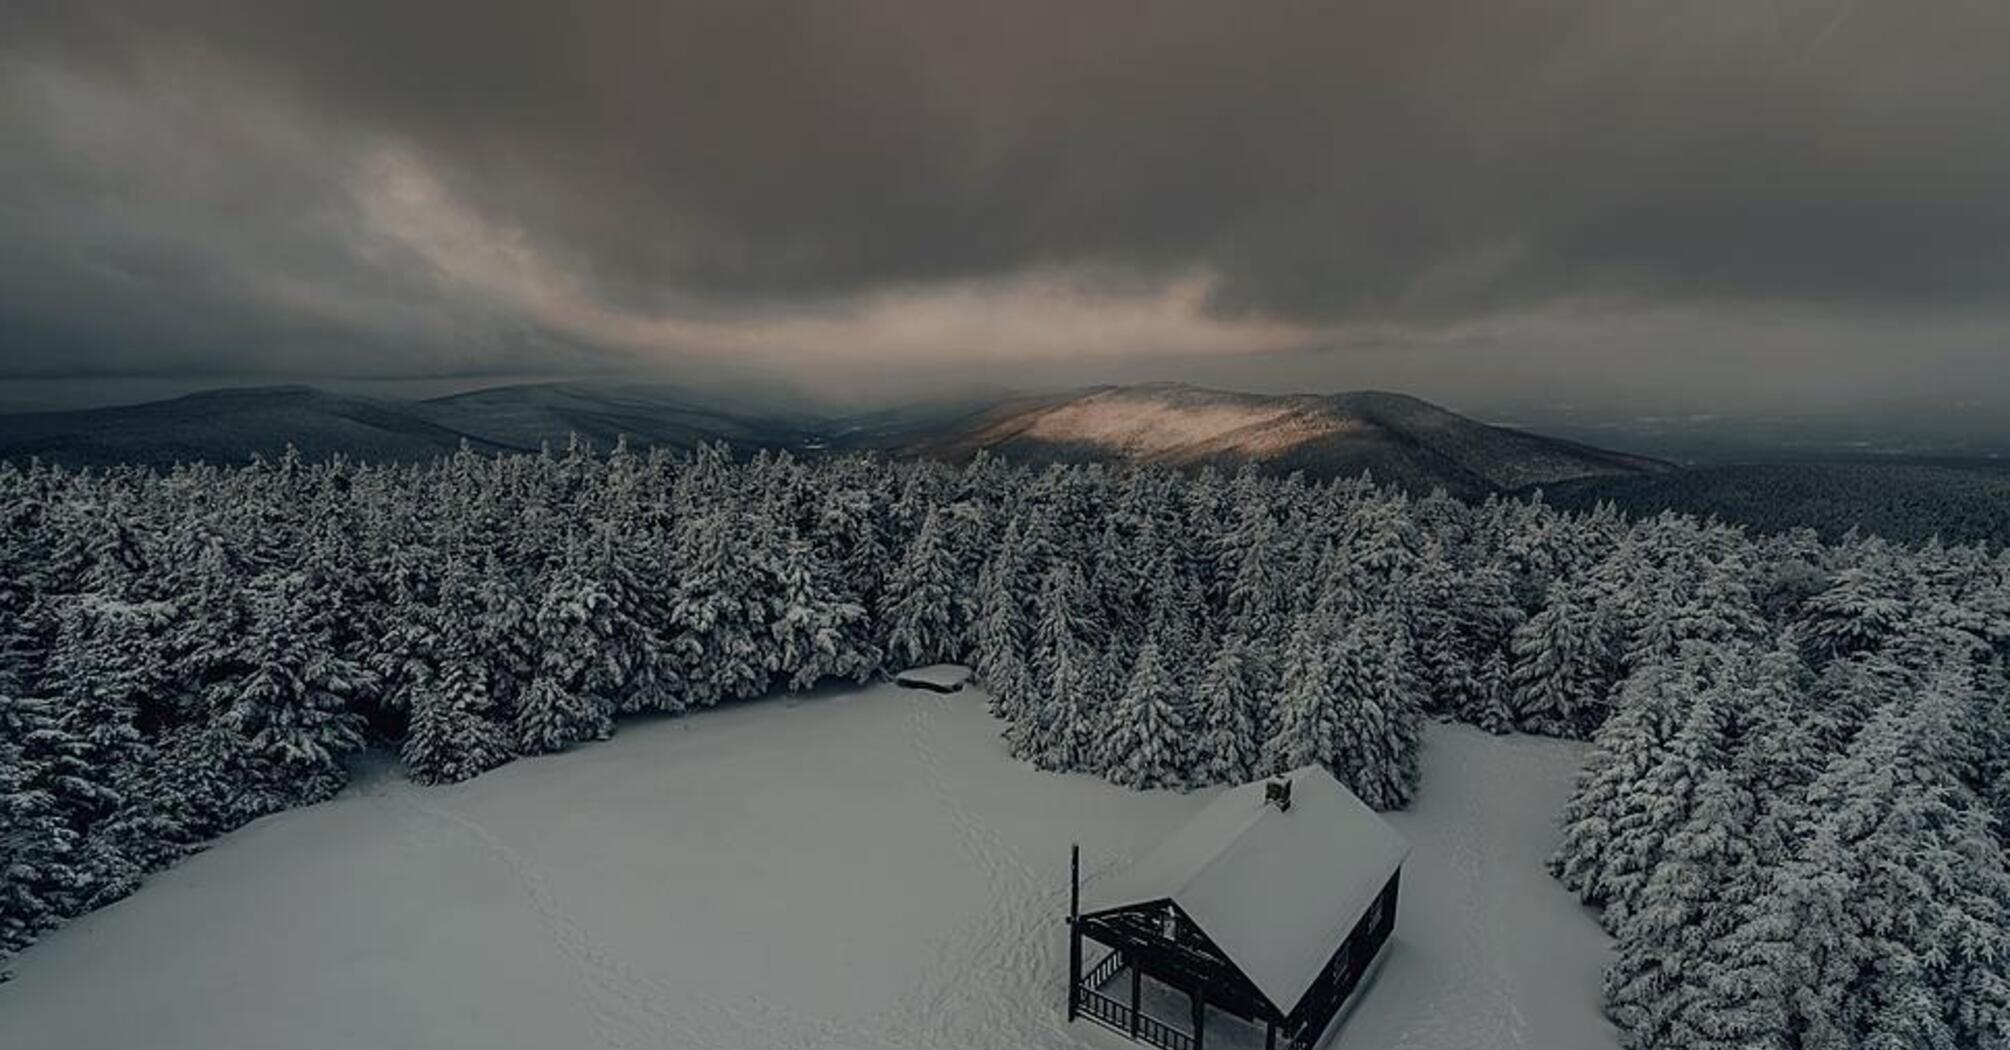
[
  {"left": 1084, "top": 948, "right": 1125, "bottom": 990},
  {"left": 1076, "top": 981, "right": 1195, "bottom": 1050},
  {"left": 1136, "top": 1008, "right": 1197, "bottom": 1050}
]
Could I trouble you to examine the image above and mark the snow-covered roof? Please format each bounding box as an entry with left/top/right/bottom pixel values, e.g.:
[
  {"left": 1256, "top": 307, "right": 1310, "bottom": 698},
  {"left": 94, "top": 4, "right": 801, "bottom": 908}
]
[
  {"left": 893, "top": 664, "right": 973, "bottom": 692},
  {"left": 1083, "top": 765, "right": 1411, "bottom": 1014}
]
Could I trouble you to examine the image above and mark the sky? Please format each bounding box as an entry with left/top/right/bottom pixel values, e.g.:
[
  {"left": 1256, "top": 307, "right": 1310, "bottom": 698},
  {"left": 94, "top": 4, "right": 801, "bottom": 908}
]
[{"left": 2, "top": 1, "right": 2008, "bottom": 425}]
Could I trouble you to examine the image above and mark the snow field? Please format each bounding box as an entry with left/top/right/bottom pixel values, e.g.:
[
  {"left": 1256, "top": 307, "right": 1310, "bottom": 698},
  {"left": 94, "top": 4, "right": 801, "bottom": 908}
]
[{"left": 0, "top": 682, "right": 1615, "bottom": 1050}]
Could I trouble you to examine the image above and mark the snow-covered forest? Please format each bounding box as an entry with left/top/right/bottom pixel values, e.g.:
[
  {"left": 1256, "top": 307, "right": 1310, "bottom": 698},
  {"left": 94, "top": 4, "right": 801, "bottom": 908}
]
[{"left": 2, "top": 441, "right": 2007, "bottom": 1049}]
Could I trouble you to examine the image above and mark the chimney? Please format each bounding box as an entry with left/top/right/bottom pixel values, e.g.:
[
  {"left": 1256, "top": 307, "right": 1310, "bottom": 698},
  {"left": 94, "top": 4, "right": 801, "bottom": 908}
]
[{"left": 1265, "top": 776, "right": 1292, "bottom": 812}]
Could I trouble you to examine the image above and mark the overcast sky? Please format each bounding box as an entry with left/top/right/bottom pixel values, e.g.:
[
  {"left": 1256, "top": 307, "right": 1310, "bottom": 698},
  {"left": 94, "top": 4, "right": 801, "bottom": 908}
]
[{"left": 3, "top": 1, "right": 2008, "bottom": 419}]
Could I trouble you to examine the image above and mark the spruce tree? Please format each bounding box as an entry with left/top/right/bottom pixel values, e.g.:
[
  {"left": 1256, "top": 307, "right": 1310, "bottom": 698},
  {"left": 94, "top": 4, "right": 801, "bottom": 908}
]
[
  {"left": 1603, "top": 768, "right": 1761, "bottom": 1050},
  {"left": 667, "top": 509, "right": 771, "bottom": 708},
  {"left": 0, "top": 695, "right": 76, "bottom": 954},
  {"left": 883, "top": 506, "right": 959, "bottom": 668},
  {"left": 972, "top": 516, "right": 1032, "bottom": 710},
  {"left": 404, "top": 648, "right": 512, "bottom": 784},
  {"left": 1264, "top": 617, "right": 1338, "bottom": 776},
  {"left": 1192, "top": 632, "right": 1261, "bottom": 786},
  {"left": 1598, "top": 682, "right": 1731, "bottom": 931},
  {"left": 1470, "top": 647, "right": 1516, "bottom": 734},
  {"left": 1551, "top": 654, "right": 1701, "bottom": 905},
  {"left": 224, "top": 573, "right": 369, "bottom": 802},
  {"left": 515, "top": 551, "right": 617, "bottom": 755},
  {"left": 1102, "top": 642, "right": 1185, "bottom": 789},
  {"left": 770, "top": 536, "right": 878, "bottom": 691},
  {"left": 1015, "top": 563, "right": 1100, "bottom": 771},
  {"left": 1509, "top": 579, "right": 1612, "bottom": 738}
]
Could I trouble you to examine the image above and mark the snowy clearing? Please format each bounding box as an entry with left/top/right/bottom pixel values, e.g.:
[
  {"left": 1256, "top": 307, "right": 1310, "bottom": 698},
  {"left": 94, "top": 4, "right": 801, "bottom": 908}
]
[{"left": 0, "top": 682, "right": 1615, "bottom": 1050}]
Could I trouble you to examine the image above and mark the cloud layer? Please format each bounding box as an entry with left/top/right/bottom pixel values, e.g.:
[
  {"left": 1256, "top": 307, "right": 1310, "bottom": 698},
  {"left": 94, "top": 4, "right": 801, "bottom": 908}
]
[{"left": 3, "top": 1, "right": 2008, "bottom": 409}]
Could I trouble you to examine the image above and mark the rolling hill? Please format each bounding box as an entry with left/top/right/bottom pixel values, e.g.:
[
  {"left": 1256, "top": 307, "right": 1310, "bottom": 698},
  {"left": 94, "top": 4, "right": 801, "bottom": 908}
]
[
  {"left": 410, "top": 383, "right": 819, "bottom": 453},
  {"left": 0, "top": 386, "right": 511, "bottom": 469},
  {"left": 908, "top": 384, "right": 1670, "bottom": 496},
  {"left": 0, "top": 383, "right": 816, "bottom": 469},
  {"left": 0, "top": 380, "right": 1668, "bottom": 497}
]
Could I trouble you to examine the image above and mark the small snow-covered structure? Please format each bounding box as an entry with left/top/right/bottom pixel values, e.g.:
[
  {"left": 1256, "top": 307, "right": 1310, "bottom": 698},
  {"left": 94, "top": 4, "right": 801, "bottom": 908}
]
[
  {"left": 893, "top": 663, "right": 973, "bottom": 693},
  {"left": 1067, "top": 765, "right": 1410, "bottom": 1050}
]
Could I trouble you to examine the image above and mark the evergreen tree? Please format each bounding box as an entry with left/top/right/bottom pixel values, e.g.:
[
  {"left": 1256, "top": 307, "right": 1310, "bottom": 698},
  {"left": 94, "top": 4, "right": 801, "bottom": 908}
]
[
  {"left": 1799, "top": 556, "right": 1911, "bottom": 663},
  {"left": 667, "top": 509, "right": 771, "bottom": 708},
  {"left": 1552, "top": 654, "right": 1703, "bottom": 905},
  {"left": 1603, "top": 769, "right": 1763, "bottom": 1050},
  {"left": 1192, "top": 632, "right": 1261, "bottom": 785},
  {"left": 1014, "top": 563, "right": 1101, "bottom": 771},
  {"left": 1509, "top": 580, "right": 1613, "bottom": 738},
  {"left": 1470, "top": 647, "right": 1516, "bottom": 734},
  {"left": 0, "top": 695, "right": 76, "bottom": 953},
  {"left": 1264, "top": 617, "right": 1338, "bottom": 776},
  {"left": 883, "top": 506, "right": 959, "bottom": 668},
  {"left": 224, "top": 572, "right": 370, "bottom": 802},
  {"left": 972, "top": 516, "right": 1032, "bottom": 710},
  {"left": 404, "top": 648, "right": 512, "bottom": 784},
  {"left": 1597, "top": 682, "right": 1731, "bottom": 931},
  {"left": 1102, "top": 642, "right": 1185, "bottom": 789},
  {"left": 1334, "top": 610, "right": 1425, "bottom": 810},
  {"left": 515, "top": 551, "right": 617, "bottom": 755},
  {"left": 770, "top": 536, "right": 878, "bottom": 691}
]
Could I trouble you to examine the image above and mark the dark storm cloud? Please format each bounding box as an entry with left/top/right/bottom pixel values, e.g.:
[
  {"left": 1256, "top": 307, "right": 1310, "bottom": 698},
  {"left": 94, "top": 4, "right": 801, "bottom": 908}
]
[{"left": 2, "top": 0, "right": 2008, "bottom": 396}]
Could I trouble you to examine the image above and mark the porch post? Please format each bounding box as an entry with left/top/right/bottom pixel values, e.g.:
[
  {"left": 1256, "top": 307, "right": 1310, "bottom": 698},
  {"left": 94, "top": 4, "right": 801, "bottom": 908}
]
[
  {"left": 1129, "top": 960, "right": 1142, "bottom": 1037},
  {"left": 1067, "top": 843, "right": 1081, "bottom": 1021},
  {"left": 1191, "top": 985, "right": 1205, "bottom": 1050},
  {"left": 1265, "top": 1019, "right": 1277, "bottom": 1050}
]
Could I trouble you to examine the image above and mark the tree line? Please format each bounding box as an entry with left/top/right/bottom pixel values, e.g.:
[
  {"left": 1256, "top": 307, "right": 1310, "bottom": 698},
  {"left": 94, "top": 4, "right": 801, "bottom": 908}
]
[{"left": 1, "top": 440, "right": 2006, "bottom": 1050}]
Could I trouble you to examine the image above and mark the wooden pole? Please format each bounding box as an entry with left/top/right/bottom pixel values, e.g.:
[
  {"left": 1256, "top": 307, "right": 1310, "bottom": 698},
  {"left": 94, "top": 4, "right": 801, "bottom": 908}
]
[
  {"left": 1129, "top": 960, "right": 1142, "bottom": 1037},
  {"left": 1067, "top": 843, "right": 1081, "bottom": 1022},
  {"left": 1265, "top": 1019, "right": 1277, "bottom": 1050},
  {"left": 1192, "top": 985, "right": 1206, "bottom": 1050}
]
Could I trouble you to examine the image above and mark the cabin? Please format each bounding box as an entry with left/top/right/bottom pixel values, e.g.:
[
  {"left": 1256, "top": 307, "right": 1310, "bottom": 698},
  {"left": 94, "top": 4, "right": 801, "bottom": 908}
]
[{"left": 1066, "top": 765, "right": 1411, "bottom": 1050}]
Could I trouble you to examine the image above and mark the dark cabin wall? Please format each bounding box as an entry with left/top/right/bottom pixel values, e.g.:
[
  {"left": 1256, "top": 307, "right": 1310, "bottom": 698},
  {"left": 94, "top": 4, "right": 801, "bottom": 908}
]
[{"left": 1285, "top": 870, "right": 1401, "bottom": 1046}]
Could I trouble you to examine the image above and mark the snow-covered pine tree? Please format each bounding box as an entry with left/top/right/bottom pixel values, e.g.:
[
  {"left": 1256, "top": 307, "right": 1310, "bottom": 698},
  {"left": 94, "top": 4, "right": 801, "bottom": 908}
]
[
  {"left": 1470, "top": 647, "right": 1516, "bottom": 734},
  {"left": 667, "top": 508, "right": 772, "bottom": 708},
  {"left": 882, "top": 505, "right": 959, "bottom": 669},
  {"left": 1333, "top": 609, "right": 1425, "bottom": 810},
  {"left": 1263, "top": 616, "right": 1338, "bottom": 776},
  {"left": 1013, "top": 563, "right": 1101, "bottom": 771},
  {"left": 1509, "top": 578, "right": 1613, "bottom": 738},
  {"left": 0, "top": 694, "right": 76, "bottom": 953},
  {"left": 1595, "top": 680, "right": 1732, "bottom": 931},
  {"left": 515, "top": 546, "right": 617, "bottom": 755},
  {"left": 1102, "top": 642, "right": 1186, "bottom": 789},
  {"left": 1797, "top": 555, "right": 1912, "bottom": 663},
  {"left": 223, "top": 569, "right": 373, "bottom": 804},
  {"left": 1550, "top": 652, "right": 1706, "bottom": 905},
  {"left": 403, "top": 644, "right": 513, "bottom": 785},
  {"left": 1602, "top": 767, "right": 1763, "bottom": 1050},
  {"left": 1693, "top": 669, "right": 2010, "bottom": 1050},
  {"left": 770, "top": 535, "right": 878, "bottom": 691},
  {"left": 1225, "top": 505, "right": 1287, "bottom": 645},
  {"left": 1191, "top": 632, "right": 1262, "bottom": 786},
  {"left": 973, "top": 516, "right": 1033, "bottom": 715}
]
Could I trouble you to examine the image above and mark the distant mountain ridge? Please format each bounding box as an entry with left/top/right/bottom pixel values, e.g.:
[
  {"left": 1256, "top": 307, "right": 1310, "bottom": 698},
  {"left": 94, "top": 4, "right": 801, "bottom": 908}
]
[
  {"left": 0, "top": 383, "right": 816, "bottom": 470},
  {"left": 912, "top": 383, "right": 1670, "bottom": 496},
  {"left": 0, "top": 380, "right": 1668, "bottom": 495},
  {"left": 0, "top": 386, "right": 512, "bottom": 469}
]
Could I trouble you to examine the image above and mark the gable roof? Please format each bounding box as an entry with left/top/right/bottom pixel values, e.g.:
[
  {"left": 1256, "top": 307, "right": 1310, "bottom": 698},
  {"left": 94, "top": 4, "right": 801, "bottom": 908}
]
[{"left": 1083, "top": 765, "right": 1411, "bottom": 1015}]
